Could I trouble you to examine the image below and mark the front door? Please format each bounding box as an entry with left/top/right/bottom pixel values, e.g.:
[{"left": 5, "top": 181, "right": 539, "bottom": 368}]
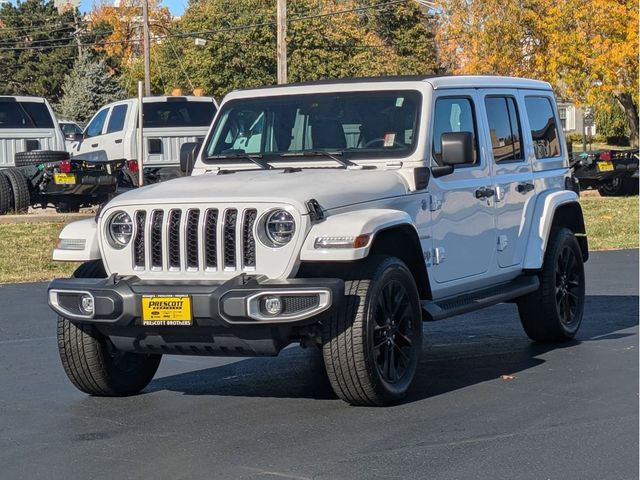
[
  {"left": 429, "top": 91, "right": 497, "bottom": 286},
  {"left": 480, "top": 91, "right": 536, "bottom": 268}
]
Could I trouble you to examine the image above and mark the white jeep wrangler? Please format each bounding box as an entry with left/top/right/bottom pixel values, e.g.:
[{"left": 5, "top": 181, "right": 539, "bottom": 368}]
[{"left": 48, "top": 76, "right": 588, "bottom": 406}]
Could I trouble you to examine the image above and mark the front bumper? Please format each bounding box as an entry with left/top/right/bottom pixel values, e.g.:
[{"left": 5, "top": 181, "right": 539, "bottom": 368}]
[{"left": 48, "top": 274, "right": 343, "bottom": 328}]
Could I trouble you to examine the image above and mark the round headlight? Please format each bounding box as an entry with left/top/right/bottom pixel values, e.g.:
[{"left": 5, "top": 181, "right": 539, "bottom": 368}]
[
  {"left": 108, "top": 211, "right": 133, "bottom": 248},
  {"left": 264, "top": 209, "right": 295, "bottom": 247}
]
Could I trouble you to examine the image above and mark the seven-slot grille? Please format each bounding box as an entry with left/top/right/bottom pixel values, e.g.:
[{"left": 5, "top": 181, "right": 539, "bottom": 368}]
[{"left": 132, "top": 207, "right": 258, "bottom": 272}]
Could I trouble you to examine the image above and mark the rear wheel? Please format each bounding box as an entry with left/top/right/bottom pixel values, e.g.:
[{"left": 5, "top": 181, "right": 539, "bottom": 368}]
[
  {"left": 322, "top": 256, "right": 423, "bottom": 406},
  {"left": 57, "top": 260, "right": 162, "bottom": 396},
  {"left": 0, "top": 172, "right": 14, "bottom": 214},
  {"left": 2, "top": 168, "right": 31, "bottom": 213},
  {"left": 598, "top": 176, "right": 632, "bottom": 196},
  {"left": 517, "top": 228, "right": 585, "bottom": 342}
]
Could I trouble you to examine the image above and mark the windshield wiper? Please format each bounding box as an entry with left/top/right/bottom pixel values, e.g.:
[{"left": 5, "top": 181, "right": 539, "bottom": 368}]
[
  {"left": 280, "top": 150, "right": 355, "bottom": 168},
  {"left": 207, "top": 153, "right": 272, "bottom": 170}
]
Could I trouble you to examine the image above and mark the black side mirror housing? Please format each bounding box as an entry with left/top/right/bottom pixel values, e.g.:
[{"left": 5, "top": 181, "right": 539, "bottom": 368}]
[
  {"left": 441, "top": 132, "right": 474, "bottom": 166},
  {"left": 180, "top": 142, "right": 202, "bottom": 175}
]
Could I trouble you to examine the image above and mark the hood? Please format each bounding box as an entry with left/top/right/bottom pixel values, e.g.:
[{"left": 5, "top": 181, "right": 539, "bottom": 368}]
[{"left": 106, "top": 168, "right": 409, "bottom": 213}]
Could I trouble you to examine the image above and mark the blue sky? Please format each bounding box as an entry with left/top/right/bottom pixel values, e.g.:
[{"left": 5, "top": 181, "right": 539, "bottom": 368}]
[{"left": 78, "top": 0, "right": 188, "bottom": 16}]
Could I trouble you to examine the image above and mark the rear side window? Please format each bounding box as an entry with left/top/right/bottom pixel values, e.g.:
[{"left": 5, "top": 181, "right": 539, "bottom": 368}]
[
  {"left": 432, "top": 97, "right": 478, "bottom": 165},
  {"left": 143, "top": 101, "right": 216, "bottom": 128},
  {"left": 106, "top": 104, "right": 128, "bottom": 133},
  {"left": 0, "top": 101, "right": 54, "bottom": 129},
  {"left": 485, "top": 97, "right": 524, "bottom": 162},
  {"left": 85, "top": 108, "right": 109, "bottom": 138},
  {"left": 525, "top": 96, "right": 561, "bottom": 159}
]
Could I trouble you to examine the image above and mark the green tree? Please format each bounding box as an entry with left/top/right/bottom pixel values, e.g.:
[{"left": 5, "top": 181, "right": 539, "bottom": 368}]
[
  {"left": 124, "top": 0, "right": 439, "bottom": 98},
  {"left": 0, "top": 0, "right": 78, "bottom": 102},
  {"left": 57, "top": 53, "right": 124, "bottom": 124},
  {"left": 595, "top": 100, "right": 630, "bottom": 144}
]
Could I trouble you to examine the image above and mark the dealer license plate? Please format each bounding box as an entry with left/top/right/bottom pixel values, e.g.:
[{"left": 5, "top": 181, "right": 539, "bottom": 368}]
[
  {"left": 597, "top": 161, "right": 614, "bottom": 172},
  {"left": 141, "top": 295, "right": 192, "bottom": 326},
  {"left": 54, "top": 173, "right": 76, "bottom": 185}
]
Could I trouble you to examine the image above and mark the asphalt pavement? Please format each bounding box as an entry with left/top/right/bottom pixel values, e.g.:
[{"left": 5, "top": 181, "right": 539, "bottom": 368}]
[{"left": 0, "top": 249, "right": 637, "bottom": 480}]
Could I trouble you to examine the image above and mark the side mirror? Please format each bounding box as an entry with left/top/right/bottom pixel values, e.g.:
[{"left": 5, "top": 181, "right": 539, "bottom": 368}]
[
  {"left": 441, "top": 132, "right": 474, "bottom": 166},
  {"left": 180, "top": 141, "right": 201, "bottom": 175}
]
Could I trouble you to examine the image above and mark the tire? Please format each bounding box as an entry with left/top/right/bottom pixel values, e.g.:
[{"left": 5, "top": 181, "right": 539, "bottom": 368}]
[
  {"left": 322, "top": 256, "right": 423, "bottom": 406},
  {"left": 0, "top": 172, "right": 14, "bottom": 214},
  {"left": 597, "top": 176, "right": 629, "bottom": 196},
  {"left": 57, "top": 260, "right": 162, "bottom": 396},
  {"left": 14, "top": 150, "right": 69, "bottom": 167},
  {"left": 2, "top": 168, "right": 31, "bottom": 213},
  {"left": 517, "top": 228, "right": 585, "bottom": 342}
]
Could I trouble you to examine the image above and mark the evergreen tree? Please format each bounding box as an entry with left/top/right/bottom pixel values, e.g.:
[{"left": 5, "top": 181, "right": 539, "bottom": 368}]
[{"left": 57, "top": 53, "right": 124, "bottom": 124}]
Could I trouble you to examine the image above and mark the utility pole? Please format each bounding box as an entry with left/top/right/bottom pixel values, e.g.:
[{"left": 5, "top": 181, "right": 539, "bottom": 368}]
[
  {"left": 276, "top": 0, "right": 287, "bottom": 84},
  {"left": 142, "top": 0, "right": 151, "bottom": 96}
]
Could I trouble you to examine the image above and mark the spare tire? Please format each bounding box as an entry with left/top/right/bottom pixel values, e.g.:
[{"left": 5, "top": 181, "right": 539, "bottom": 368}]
[
  {"left": 3, "top": 168, "right": 31, "bottom": 213},
  {"left": 14, "top": 150, "right": 69, "bottom": 167},
  {"left": 0, "top": 172, "right": 14, "bottom": 214}
]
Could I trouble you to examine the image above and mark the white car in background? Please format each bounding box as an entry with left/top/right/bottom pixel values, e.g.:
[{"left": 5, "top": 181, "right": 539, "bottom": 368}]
[{"left": 71, "top": 96, "right": 218, "bottom": 183}]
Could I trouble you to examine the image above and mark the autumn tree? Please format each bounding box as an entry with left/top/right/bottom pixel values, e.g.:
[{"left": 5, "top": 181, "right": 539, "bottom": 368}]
[{"left": 437, "top": 0, "right": 639, "bottom": 147}]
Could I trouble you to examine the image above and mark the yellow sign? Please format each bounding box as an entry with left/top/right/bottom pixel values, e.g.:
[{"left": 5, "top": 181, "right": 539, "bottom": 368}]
[
  {"left": 597, "top": 161, "right": 614, "bottom": 172},
  {"left": 142, "top": 296, "right": 192, "bottom": 326},
  {"left": 54, "top": 173, "right": 76, "bottom": 185}
]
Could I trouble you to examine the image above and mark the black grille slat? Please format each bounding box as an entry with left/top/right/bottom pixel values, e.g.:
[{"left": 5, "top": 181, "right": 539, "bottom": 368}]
[
  {"left": 168, "top": 210, "right": 182, "bottom": 269},
  {"left": 204, "top": 209, "right": 218, "bottom": 269},
  {"left": 133, "top": 211, "right": 146, "bottom": 267},
  {"left": 186, "top": 210, "right": 200, "bottom": 269},
  {"left": 242, "top": 209, "right": 257, "bottom": 268},
  {"left": 223, "top": 209, "right": 237, "bottom": 268},
  {"left": 150, "top": 210, "right": 164, "bottom": 268}
]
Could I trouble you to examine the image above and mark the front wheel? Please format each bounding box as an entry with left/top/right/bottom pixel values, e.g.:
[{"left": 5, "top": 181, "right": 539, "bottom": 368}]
[
  {"left": 56, "top": 260, "right": 161, "bottom": 396},
  {"left": 322, "top": 256, "right": 423, "bottom": 406},
  {"left": 517, "top": 228, "right": 585, "bottom": 342}
]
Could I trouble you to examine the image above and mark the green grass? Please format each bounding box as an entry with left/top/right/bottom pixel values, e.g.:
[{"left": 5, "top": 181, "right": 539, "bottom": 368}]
[
  {"left": 581, "top": 196, "right": 639, "bottom": 251},
  {"left": 0, "top": 197, "right": 637, "bottom": 283},
  {"left": 0, "top": 223, "right": 76, "bottom": 283}
]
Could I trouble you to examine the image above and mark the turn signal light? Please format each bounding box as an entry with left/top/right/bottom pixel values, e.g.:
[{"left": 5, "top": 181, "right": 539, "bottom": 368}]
[
  {"left": 58, "top": 160, "right": 71, "bottom": 173},
  {"left": 599, "top": 151, "right": 612, "bottom": 161}
]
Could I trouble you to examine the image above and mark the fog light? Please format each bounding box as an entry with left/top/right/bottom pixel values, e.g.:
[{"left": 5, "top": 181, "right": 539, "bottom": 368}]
[
  {"left": 262, "top": 295, "right": 283, "bottom": 316},
  {"left": 80, "top": 294, "right": 94, "bottom": 315}
]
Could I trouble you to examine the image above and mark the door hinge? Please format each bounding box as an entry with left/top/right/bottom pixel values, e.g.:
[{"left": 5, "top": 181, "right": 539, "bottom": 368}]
[
  {"left": 433, "top": 247, "right": 446, "bottom": 265},
  {"left": 495, "top": 185, "right": 505, "bottom": 202},
  {"left": 497, "top": 235, "right": 509, "bottom": 252},
  {"left": 429, "top": 194, "right": 442, "bottom": 211}
]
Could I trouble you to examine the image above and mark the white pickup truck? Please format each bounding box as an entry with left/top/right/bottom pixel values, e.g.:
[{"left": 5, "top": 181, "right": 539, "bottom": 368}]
[
  {"left": 70, "top": 96, "right": 217, "bottom": 183},
  {"left": 49, "top": 76, "right": 588, "bottom": 406}
]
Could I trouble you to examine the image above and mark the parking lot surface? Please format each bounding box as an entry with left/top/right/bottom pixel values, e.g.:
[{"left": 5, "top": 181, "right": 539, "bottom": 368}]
[{"left": 0, "top": 250, "right": 637, "bottom": 480}]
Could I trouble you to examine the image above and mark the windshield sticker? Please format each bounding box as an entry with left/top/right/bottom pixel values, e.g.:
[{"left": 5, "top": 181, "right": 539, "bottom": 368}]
[
  {"left": 383, "top": 133, "right": 396, "bottom": 147},
  {"left": 395, "top": 97, "right": 405, "bottom": 107}
]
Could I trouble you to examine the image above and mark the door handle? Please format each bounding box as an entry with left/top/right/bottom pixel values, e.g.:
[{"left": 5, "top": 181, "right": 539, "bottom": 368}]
[
  {"left": 115, "top": 139, "right": 123, "bottom": 144},
  {"left": 91, "top": 143, "right": 98, "bottom": 148},
  {"left": 516, "top": 182, "right": 535, "bottom": 194},
  {"left": 475, "top": 187, "right": 495, "bottom": 199}
]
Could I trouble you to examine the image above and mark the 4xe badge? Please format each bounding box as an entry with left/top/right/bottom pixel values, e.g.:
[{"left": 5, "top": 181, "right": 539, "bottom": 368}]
[{"left": 141, "top": 295, "right": 192, "bottom": 326}]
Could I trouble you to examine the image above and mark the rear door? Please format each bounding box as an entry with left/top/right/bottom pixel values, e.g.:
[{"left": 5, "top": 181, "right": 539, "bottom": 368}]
[
  {"left": 100, "top": 103, "right": 129, "bottom": 159},
  {"left": 479, "top": 90, "right": 535, "bottom": 268},
  {"left": 428, "top": 91, "right": 497, "bottom": 290}
]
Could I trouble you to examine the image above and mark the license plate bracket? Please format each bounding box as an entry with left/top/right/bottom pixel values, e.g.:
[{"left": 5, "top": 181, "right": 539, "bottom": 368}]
[{"left": 141, "top": 295, "right": 192, "bottom": 326}]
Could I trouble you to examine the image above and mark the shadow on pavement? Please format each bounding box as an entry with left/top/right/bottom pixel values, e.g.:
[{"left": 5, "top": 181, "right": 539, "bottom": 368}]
[{"left": 147, "top": 295, "right": 638, "bottom": 403}]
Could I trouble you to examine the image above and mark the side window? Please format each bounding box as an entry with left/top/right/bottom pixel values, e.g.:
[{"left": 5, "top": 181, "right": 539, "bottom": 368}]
[
  {"left": 525, "top": 96, "right": 561, "bottom": 159},
  {"left": 85, "top": 108, "right": 109, "bottom": 138},
  {"left": 485, "top": 96, "right": 524, "bottom": 162},
  {"left": 106, "top": 105, "right": 128, "bottom": 134},
  {"left": 432, "top": 97, "right": 478, "bottom": 165}
]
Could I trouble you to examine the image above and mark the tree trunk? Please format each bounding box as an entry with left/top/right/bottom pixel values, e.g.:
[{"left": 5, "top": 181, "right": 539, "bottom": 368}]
[{"left": 615, "top": 93, "right": 639, "bottom": 148}]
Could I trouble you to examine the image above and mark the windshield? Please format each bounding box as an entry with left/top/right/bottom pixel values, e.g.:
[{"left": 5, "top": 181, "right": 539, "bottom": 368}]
[
  {"left": 0, "top": 101, "right": 54, "bottom": 129},
  {"left": 143, "top": 100, "right": 216, "bottom": 128},
  {"left": 205, "top": 90, "right": 421, "bottom": 161}
]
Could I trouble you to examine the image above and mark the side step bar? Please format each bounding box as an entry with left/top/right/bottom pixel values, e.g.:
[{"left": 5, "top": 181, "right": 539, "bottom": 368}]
[{"left": 421, "top": 275, "right": 540, "bottom": 321}]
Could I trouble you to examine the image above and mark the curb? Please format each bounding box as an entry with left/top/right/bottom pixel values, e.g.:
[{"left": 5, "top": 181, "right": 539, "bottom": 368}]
[{"left": 0, "top": 213, "right": 93, "bottom": 225}]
